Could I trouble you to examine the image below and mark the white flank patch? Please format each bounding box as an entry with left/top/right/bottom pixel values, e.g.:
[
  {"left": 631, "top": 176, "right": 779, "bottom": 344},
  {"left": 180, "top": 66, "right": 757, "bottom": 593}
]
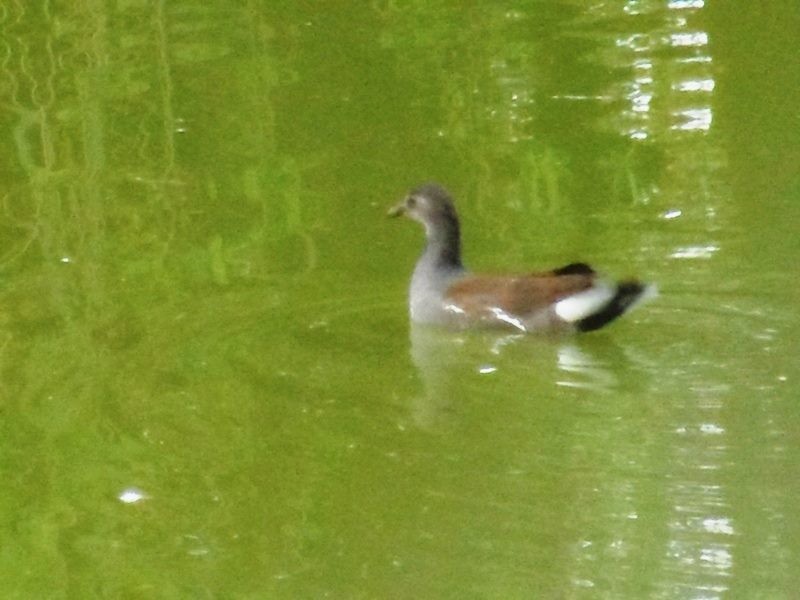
[{"left": 554, "top": 284, "right": 615, "bottom": 323}]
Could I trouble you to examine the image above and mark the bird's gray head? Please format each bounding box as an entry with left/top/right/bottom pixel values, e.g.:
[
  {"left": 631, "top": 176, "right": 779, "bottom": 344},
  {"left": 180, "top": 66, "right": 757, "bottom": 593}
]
[{"left": 387, "top": 183, "right": 459, "bottom": 231}]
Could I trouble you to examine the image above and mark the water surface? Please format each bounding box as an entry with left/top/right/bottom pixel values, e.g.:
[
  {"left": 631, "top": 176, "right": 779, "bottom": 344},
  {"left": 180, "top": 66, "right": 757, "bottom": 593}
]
[{"left": 1, "top": 1, "right": 799, "bottom": 597}]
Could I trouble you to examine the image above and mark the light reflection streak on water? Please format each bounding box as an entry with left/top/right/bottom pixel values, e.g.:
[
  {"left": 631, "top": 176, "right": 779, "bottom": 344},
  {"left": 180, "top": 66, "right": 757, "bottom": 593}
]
[
  {"left": 668, "top": 0, "right": 705, "bottom": 8},
  {"left": 614, "top": 0, "right": 714, "bottom": 140},
  {"left": 660, "top": 408, "right": 735, "bottom": 597},
  {"left": 555, "top": 344, "right": 616, "bottom": 391},
  {"left": 670, "top": 31, "right": 709, "bottom": 47},
  {"left": 674, "top": 78, "right": 715, "bottom": 92},
  {"left": 563, "top": 365, "right": 736, "bottom": 596},
  {"left": 670, "top": 244, "right": 718, "bottom": 259},
  {"left": 673, "top": 107, "right": 713, "bottom": 131}
]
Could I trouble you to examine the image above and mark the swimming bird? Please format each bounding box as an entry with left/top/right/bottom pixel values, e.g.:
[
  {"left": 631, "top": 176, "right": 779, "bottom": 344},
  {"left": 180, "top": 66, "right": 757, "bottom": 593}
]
[{"left": 388, "top": 183, "right": 655, "bottom": 333}]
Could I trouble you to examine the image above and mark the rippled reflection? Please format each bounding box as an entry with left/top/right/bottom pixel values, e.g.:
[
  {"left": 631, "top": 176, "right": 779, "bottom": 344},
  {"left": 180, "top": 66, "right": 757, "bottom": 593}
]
[
  {"left": 609, "top": 1, "right": 715, "bottom": 140},
  {"left": 406, "top": 324, "right": 621, "bottom": 429},
  {"left": 555, "top": 344, "right": 616, "bottom": 391}
]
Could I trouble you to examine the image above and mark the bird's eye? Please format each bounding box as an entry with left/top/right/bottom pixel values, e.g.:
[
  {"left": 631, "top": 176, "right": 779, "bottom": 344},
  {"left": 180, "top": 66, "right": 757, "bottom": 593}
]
[{"left": 406, "top": 196, "right": 417, "bottom": 208}]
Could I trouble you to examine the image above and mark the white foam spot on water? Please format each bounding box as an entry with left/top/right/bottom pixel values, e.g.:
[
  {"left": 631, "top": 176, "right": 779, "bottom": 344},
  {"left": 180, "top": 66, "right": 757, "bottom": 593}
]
[{"left": 118, "top": 487, "right": 149, "bottom": 504}]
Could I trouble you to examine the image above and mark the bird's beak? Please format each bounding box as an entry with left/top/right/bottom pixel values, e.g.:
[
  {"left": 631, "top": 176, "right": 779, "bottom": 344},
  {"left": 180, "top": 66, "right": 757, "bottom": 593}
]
[{"left": 387, "top": 201, "right": 406, "bottom": 218}]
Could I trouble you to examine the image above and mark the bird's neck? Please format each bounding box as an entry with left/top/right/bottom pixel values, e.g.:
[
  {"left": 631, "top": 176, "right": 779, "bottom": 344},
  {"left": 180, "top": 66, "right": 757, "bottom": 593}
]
[
  {"left": 408, "top": 214, "right": 465, "bottom": 323},
  {"left": 422, "top": 216, "right": 463, "bottom": 271}
]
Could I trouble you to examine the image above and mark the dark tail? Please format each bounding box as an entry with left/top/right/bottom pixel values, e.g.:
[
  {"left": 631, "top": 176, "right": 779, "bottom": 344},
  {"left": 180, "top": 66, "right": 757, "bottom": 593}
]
[{"left": 576, "top": 281, "right": 651, "bottom": 332}]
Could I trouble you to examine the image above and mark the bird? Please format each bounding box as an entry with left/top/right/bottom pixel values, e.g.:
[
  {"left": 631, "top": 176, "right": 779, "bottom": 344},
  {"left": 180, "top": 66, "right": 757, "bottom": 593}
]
[{"left": 388, "top": 183, "right": 655, "bottom": 333}]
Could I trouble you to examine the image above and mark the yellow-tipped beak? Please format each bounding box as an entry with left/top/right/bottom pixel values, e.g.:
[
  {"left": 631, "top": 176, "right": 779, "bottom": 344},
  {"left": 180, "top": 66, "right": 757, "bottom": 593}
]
[{"left": 387, "top": 202, "right": 406, "bottom": 218}]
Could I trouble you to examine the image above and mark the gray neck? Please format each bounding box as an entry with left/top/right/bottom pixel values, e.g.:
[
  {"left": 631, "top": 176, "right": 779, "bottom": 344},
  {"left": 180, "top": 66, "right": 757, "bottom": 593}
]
[
  {"left": 422, "top": 214, "right": 463, "bottom": 271},
  {"left": 408, "top": 213, "right": 466, "bottom": 323},
  {"left": 410, "top": 216, "right": 464, "bottom": 296}
]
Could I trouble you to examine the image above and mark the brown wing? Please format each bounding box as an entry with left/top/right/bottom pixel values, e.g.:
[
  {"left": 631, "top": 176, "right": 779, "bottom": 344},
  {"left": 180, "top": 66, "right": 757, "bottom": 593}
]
[{"left": 445, "top": 271, "right": 596, "bottom": 318}]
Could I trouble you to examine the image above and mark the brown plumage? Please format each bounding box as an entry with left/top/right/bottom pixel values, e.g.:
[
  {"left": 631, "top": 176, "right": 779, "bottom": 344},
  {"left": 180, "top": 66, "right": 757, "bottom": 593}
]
[{"left": 446, "top": 271, "right": 594, "bottom": 317}]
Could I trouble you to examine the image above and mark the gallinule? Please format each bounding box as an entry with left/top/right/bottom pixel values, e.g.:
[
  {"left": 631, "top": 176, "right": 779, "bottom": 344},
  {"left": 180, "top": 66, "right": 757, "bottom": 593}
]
[{"left": 388, "top": 183, "right": 655, "bottom": 333}]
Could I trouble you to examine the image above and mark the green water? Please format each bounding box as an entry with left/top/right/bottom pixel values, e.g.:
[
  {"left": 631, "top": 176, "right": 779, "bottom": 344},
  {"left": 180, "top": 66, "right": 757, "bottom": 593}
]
[{"left": 2, "top": 2, "right": 799, "bottom": 598}]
